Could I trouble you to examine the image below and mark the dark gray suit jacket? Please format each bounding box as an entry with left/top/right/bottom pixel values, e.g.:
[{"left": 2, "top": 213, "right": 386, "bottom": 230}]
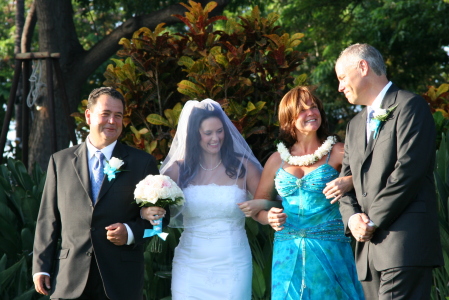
[
  {"left": 339, "top": 84, "right": 443, "bottom": 280},
  {"left": 32, "top": 142, "right": 159, "bottom": 299}
]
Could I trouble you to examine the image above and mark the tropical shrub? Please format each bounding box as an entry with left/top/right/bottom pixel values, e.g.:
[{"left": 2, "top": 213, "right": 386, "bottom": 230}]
[
  {"left": 432, "top": 129, "right": 449, "bottom": 300},
  {"left": 423, "top": 83, "right": 449, "bottom": 147},
  {"left": 102, "top": 0, "right": 307, "bottom": 163},
  {"left": 0, "top": 159, "right": 46, "bottom": 300}
]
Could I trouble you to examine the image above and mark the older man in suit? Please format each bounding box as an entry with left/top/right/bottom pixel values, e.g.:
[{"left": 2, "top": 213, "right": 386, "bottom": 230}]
[
  {"left": 32, "top": 87, "right": 166, "bottom": 299},
  {"left": 335, "top": 43, "right": 443, "bottom": 299}
]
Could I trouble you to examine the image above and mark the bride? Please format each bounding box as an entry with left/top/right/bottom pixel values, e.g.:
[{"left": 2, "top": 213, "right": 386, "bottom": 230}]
[{"left": 143, "top": 99, "right": 262, "bottom": 299}]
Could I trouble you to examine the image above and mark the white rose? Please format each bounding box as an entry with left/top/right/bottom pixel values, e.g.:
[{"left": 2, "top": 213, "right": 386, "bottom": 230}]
[
  {"left": 109, "top": 157, "right": 124, "bottom": 169},
  {"left": 373, "top": 108, "right": 387, "bottom": 118}
]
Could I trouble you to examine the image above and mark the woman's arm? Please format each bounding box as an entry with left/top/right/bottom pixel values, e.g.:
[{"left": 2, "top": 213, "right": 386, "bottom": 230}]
[
  {"left": 323, "top": 175, "right": 353, "bottom": 204},
  {"left": 249, "top": 153, "right": 285, "bottom": 228},
  {"left": 238, "top": 157, "right": 281, "bottom": 217},
  {"left": 323, "top": 142, "right": 353, "bottom": 204}
]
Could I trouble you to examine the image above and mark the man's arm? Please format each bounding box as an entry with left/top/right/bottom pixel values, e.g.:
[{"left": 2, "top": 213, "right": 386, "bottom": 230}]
[
  {"left": 368, "top": 94, "right": 436, "bottom": 229},
  {"left": 338, "top": 120, "right": 362, "bottom": 235},
  {"left": 32, "top": 155, "right": 61, "bottom": 294}
]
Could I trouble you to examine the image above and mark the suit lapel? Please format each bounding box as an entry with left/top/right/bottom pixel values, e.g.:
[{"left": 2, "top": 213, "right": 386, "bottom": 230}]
[
  {"left": 355, "top": 108, "right": 369, "bottom": 158},
  {"left": 363, "top": 84, "right": 399, "bottom": 159},
  {"left": 72, "top": 143, "right": 93, "bottom": 203},
  {"left": 364, "top": 131, "right": 374, "bottom": 157},
  {"left": 97, "top": 143, "right": 129, "bottom": 202}
]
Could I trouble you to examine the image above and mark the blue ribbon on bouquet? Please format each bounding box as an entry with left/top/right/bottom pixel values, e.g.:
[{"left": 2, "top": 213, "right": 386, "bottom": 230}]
[{"left": 143, "top": 216, "right": 168, "bottom": 241}]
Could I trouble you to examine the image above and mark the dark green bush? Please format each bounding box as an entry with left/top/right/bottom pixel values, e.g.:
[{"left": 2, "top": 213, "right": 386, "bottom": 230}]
[
  {"left": 0, "top": 159, "right": 46, "bottom": 300},
  {"left": 432, "top": 130, "right": 449, "bottom": 300}
]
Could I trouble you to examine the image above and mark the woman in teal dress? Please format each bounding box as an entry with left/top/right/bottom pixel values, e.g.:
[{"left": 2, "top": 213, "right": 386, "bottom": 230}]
[{"left": 252, "top": 86, "right": 364, "bottom": 299}]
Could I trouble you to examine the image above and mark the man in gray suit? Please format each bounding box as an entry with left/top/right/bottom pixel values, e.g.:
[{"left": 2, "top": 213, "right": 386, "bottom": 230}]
[
  {"left": 335, "top": 44, "right": 443, "bottom": 299},
  {"left": 32, "top": 87, "right": 166, "bottom": 299}
]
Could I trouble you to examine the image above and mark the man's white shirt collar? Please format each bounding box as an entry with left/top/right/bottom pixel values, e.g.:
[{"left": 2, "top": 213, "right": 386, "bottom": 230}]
[
  {"left": 370, "top": 81, "right": 392, "bottom": 110},
  {"left": 86, "top": 136, "right": 117, "bottom": 161},
  {"left": 366, "top": 81, "right": 392, "bottom": 142}
]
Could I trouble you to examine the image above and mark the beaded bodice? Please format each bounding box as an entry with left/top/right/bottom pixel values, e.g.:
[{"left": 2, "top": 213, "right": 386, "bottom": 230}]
[
  {"left": 274, "top": 163, "right": 349, "bottom": 242},
  {"left": 275, "top": 164, "right": 341, "bottom": 220},
  {"left": 275, "top": 164, "right": 339, "bottom": 196}
]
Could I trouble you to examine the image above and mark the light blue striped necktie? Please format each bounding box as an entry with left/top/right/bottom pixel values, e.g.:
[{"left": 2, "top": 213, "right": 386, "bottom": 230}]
[
  {"left": 91, "top": 150, "right": 105, "bottom": 203},
  {"left": 367, "top": 108, "right": 375, "bottom": 143}
]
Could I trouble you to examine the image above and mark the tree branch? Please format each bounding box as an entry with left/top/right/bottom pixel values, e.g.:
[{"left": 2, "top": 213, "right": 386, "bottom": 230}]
[
  {"left": 72, "top": 0, "right": 229, "bottom": 82},
  {"left": 21, "top": 0, "right": 37, "bottom": 53}
]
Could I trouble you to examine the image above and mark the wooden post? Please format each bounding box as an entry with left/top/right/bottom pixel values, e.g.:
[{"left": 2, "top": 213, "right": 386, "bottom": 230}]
[
  {"left": 1, "top": 52, "right": 77, "bottom": 166},
  {"left": 22, "top": 60, "right": 31, "bottom": 167}
]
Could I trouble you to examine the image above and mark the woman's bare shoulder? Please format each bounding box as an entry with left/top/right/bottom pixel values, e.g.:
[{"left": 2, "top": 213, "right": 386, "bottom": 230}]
[
  {"left": 264, "top": 152, "right": 283, "bottom": 171},
  {"left": 162, "top": 161, "right": 181, "bottom": 180}
]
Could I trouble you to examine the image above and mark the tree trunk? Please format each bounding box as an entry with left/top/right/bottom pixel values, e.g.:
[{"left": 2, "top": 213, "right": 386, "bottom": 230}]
[
  {"left": 28, "top": 0, "right": 229, "bottom": 170},
  {"left": 14, "top": 0, "right": 25, "bottom": 143}
]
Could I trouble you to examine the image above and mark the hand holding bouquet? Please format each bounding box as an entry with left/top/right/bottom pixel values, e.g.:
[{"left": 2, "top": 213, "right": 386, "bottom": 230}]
[{"left": 134, "top": 175, "right": 184, "bottom": 241}]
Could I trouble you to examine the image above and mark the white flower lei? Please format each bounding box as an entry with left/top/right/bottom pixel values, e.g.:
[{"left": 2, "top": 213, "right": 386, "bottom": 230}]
[{"left": 277, "top": 136, "right": 337, "bottom": 166}]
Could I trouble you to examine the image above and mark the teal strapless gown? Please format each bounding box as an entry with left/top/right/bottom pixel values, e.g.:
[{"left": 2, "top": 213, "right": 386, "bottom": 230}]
[{"left": 272, "top": 163, "right": 364, "bottom": 300}]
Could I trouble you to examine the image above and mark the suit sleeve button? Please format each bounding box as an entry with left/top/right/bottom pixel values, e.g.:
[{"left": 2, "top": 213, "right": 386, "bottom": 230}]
[{"left": 362, "top": 192, "right": 367, "bottom": 197}]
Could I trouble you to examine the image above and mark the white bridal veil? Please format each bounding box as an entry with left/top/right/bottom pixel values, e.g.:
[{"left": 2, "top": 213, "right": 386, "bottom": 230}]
[{"left": 160, "top": 99, "right": 262, "bottom": 228}]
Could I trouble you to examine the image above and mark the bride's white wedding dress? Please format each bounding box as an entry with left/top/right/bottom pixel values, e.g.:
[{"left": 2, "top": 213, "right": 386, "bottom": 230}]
[{"left": 171, "top": 184, "right": 252, "bottom": 300}]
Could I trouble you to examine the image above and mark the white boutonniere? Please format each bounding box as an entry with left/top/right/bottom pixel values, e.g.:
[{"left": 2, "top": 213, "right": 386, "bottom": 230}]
[
  {"left": 369, "top": 105, "right": 398, "bottom": 139},
  {"left": 103, "top": 157, "right": 125, "bottom": 181}
]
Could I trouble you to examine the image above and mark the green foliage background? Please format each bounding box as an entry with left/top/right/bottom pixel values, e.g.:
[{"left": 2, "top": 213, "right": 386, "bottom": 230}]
[{"left": 1, "top": 0, "right": 449, "bottom": 299}]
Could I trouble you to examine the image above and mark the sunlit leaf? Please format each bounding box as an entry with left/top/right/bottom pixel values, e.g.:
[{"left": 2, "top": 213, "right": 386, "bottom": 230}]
[
  {"left": 436, "top": 84, "right": 449, "bottom": 98},
  {"left": 118, "top": 38, "right": 131, "bottom": 49},
  {"left": 177, "top": 80, "right": 205, "bottom": 98},
  {"left": 146, "top": 114, "right": 170, "bottom": 127}
]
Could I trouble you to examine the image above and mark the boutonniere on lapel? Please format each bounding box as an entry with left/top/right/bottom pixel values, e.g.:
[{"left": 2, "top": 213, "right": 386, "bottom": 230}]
[
  {"left": 103, "top": 157, "right": 125, "bottom": 181},
  {"left": 369, "top": 105, "right": 398, "bottom": 139}
]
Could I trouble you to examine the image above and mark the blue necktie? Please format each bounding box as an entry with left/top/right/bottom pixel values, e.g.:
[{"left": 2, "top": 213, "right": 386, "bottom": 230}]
[
  {"left": 367, "top": 108, "right": 375, "bottom": 142},
  {"left": 91, "top": 151, "right": 105, "bottom": 203},
  {"left": 366, "top": 109, "right": 375, "bottom": 148}
]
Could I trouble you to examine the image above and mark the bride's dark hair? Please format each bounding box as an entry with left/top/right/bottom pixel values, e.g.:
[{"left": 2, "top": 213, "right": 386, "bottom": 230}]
[{"left": 179, "top": 106, "right": 246, "bottom": 188}]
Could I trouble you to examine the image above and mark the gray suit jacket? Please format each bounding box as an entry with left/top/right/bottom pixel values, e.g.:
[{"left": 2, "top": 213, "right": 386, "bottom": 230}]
[
  {"left": 32, "top": 142, "right": 159, "bottom": 299},
  {"left": 339, "top": 84, "right": 443, "bottom": 280}
]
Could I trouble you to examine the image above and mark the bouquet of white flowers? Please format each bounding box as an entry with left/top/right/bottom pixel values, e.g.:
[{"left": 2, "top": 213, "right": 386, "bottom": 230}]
[{"left": 134, "top": 175, "right": 184, "bottom": 243}]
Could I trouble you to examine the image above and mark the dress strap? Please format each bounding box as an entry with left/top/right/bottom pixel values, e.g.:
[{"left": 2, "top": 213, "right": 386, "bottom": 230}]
[
  {"left": 280, "top": 160, "right": 285, "bottom": 168},
  {"left": 325, "top": 151, "right": 331, "bottom": 164}
]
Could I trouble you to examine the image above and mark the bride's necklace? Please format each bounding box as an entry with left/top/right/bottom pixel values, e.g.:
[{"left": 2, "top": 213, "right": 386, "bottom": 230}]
[
  {"left": 277, "top": 136, "right": 337, "bottom": 166},
  {"left": 199, "top": 159, "right": 222, "bottom": 171}
]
